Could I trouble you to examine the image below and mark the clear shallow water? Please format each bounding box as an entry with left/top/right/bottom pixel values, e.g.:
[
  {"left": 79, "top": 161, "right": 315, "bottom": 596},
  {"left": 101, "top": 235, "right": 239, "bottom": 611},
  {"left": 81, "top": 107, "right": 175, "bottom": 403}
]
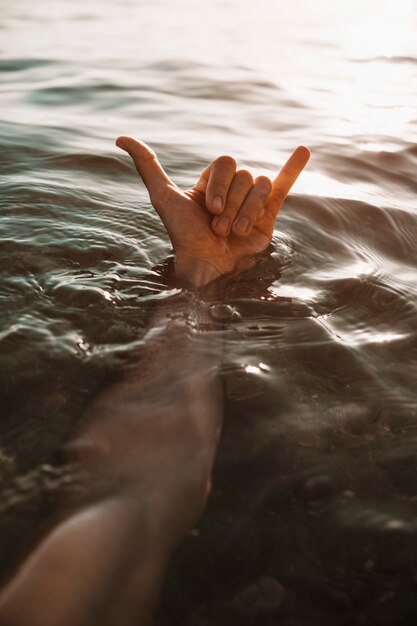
[{"left": 1, "top": 0, "right": 417, "bottom": 623}]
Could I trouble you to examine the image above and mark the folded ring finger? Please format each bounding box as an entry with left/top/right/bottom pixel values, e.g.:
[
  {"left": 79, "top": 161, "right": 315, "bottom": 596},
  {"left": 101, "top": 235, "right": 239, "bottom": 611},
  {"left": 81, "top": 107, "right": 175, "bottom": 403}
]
[
  {"left": 231, "top": 176, "right": 272, "bottom": 237},
  {"left": 212, "top": 169, "right": 253, "bottom": 236}
]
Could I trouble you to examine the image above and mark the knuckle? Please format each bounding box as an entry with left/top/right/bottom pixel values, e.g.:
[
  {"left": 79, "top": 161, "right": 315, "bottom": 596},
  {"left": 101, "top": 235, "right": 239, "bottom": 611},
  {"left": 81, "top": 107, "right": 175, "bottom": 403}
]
[
  {"left": 272, "top": 187, "right": 286, "bottom": 202},
  {"left": 211, "top": 180, "right": 229, "bottom": 193},
  {"left": 223, "top": 200, "right": 240, "bottom": 215},
  {"left": 255, "top": 175, "right": 272, "bottom": 195},
  {"left": 215, "top": 154, "right": 237, "bottom": 170},
  {"left": 235, "top": 169, "right": 253, "bottom": 186},
  {"left": 255, "top": 176, "right": 272, "bottom": 202},
  {"left": 152, "top": 183, "right": 175, "bottom": 209},
  {"left": 241, "top": 202, "right": 258, "bottom": 217},
  {"left": 141, "top": 149, "right": 157, "bottom": 163}
]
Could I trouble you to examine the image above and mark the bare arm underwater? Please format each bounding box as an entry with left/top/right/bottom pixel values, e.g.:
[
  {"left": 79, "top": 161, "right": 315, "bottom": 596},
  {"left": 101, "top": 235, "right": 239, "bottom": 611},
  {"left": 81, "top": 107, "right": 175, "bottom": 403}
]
[{"left": 0, "top": 138, "right": 309, "bottom": 626}]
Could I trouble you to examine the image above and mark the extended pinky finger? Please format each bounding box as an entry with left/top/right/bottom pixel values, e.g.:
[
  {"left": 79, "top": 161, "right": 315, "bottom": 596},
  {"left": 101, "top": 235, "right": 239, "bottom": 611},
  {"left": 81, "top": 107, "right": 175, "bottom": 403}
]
[{"left": 268, "top": 146, "right": 310, "bottom": 217}]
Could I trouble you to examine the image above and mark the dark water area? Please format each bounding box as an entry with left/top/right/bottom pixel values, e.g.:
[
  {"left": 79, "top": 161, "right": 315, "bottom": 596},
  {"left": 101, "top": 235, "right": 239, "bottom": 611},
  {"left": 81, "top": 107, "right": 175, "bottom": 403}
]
[{"left": 1, "top": 0, "right": 417, "bottom": 624}]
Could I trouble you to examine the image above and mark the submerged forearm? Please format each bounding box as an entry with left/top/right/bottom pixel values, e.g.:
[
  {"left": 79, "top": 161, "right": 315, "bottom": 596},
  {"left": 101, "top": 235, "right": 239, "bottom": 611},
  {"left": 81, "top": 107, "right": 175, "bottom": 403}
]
[
  {"left": 74, "top": 293, "right": 223, "bottom": 509},
  {"left": 0, "top": 498, "right": 169, "bottom": 626},
  {"left": 0, "top": 293, "right": 223, "bottom": 626}
]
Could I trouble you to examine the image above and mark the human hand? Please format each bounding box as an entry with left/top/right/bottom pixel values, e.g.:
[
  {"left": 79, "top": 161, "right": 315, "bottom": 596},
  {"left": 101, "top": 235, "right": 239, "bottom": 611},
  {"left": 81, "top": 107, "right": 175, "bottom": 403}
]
[{"left": 116, "top": 137, "right": 310, "bottom": 287}]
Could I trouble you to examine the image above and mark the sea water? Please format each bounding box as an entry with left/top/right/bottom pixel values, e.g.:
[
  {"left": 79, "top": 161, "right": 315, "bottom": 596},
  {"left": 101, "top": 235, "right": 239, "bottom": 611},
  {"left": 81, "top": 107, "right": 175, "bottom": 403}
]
[{"left": 1, "top": 1, "right": 417, "bottom": 624}]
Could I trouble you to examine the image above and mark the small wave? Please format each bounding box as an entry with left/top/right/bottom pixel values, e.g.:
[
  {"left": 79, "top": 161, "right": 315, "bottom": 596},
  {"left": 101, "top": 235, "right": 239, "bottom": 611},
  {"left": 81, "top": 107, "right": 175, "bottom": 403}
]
[
  {"left": 317, "top": 149, "right": 417, "bottom": 196},
  {"left": 47, "top": 153, "right": 134, "bottom": 176},
  {"left": 353, "top": 55, "right": 417, "bottom": 66},
  {"left": 0, "top": 57, "right": 57, "bottom": 72}
]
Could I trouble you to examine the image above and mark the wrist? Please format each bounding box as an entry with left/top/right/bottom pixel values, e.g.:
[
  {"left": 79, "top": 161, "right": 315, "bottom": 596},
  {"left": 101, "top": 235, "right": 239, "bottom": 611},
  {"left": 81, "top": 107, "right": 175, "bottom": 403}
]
[{"left": 175, "top": 254, "right": 222, "bottom": 288}]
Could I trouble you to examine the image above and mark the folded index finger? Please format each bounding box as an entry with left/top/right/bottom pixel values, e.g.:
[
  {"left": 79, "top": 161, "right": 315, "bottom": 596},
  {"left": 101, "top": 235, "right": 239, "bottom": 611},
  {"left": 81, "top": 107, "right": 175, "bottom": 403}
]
[{"left": 268, "top": 145, "right": 310, "bottom": 218}]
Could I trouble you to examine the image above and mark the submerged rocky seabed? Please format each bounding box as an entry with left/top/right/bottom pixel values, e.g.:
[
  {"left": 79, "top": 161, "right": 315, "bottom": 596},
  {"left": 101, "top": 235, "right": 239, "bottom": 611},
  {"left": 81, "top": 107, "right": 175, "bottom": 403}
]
[{"left": 1, "top": 0, "right": 417, "bottom": 624}]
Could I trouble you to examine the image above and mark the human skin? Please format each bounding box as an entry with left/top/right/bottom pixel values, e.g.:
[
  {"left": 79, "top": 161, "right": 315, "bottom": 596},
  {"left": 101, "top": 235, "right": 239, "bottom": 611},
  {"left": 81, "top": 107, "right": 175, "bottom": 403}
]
[
  {"left": 0, "top": 140, "right": 309, "bottom": 626},
  {"left": 115, "top": 136, "right": 310, "bottom": 288},
  {"left": 0, "top": 302, "right": 223, "bottom": 626}
]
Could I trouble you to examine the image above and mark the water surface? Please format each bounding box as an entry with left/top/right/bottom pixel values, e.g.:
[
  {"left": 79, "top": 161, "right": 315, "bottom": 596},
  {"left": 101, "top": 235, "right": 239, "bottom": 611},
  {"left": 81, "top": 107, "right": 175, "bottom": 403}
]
[{"left": 1, "top": 0, "right": 417, "bottom": 624}]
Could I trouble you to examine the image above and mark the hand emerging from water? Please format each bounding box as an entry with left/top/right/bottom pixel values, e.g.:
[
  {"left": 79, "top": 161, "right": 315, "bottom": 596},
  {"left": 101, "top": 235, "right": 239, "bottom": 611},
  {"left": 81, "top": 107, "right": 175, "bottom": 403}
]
[{"left": 116, "top": 136, "right": 310, "bottom": 287}]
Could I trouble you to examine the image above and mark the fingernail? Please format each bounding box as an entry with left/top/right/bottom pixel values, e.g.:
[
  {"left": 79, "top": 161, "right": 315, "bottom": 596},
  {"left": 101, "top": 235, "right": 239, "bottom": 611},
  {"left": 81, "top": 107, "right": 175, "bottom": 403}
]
[
  {"left": 234, "top": 216, "right": 250, "bottom": 234},
  {"left": 212, "top": 196, "right": 223, "bottom": 212},
  {"left": 214, "top": 216, "right": 229, "bottom": 234}
]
